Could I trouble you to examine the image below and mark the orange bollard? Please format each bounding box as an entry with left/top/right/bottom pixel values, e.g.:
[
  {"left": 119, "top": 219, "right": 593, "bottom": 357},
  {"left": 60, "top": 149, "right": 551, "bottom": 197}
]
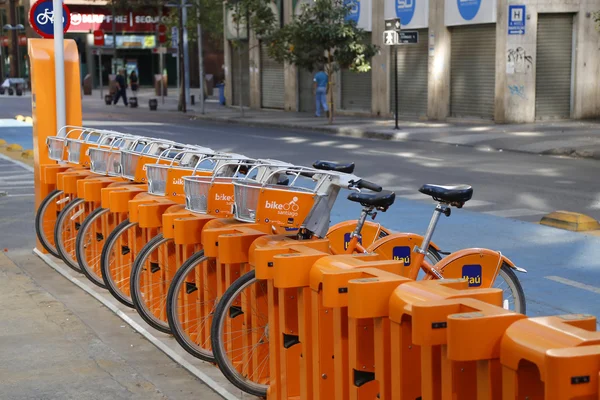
[
  {"left": 501, "top": 314, "right": 600, "bottom": 400},
  {"left": 412, "top": 297, "right": 526, "bottom": 400},
  {"left": 389, "top": 280, "right": 503, "bottom": 400}
]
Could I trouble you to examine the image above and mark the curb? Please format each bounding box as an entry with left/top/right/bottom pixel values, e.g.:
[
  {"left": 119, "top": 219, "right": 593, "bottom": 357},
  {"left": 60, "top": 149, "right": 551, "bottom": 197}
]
[
  {"left": 33, "top": 248, "right": 245, "bottom": 400},
  {"left": 6, "top": 143, "right": 23, "bottom": 152},
  {"left": 540, "top": 211, "right": 600, "bottom": 232}
]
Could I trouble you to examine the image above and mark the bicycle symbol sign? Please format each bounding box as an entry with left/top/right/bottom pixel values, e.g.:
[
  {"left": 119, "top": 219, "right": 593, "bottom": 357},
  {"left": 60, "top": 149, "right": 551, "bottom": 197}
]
[{"left": 29, "top": 0, "right": 71, "bottom": 38}]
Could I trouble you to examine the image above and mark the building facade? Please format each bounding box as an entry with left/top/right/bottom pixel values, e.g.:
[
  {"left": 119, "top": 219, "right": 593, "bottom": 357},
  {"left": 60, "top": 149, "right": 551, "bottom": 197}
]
[{"left": 224, "top": 0, "right": 600, "bottom": 123}]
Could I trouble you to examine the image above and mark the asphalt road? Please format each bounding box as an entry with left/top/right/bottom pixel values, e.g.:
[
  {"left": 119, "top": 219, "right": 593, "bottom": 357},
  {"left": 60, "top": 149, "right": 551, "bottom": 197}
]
[{"left": 4, "top": 95, "right": 600, "bottom": 321}]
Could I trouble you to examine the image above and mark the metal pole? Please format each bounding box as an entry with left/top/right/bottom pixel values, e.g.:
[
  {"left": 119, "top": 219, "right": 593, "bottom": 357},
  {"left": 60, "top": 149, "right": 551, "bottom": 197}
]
[
  {"left": 182, "top": 0, "right": 190, "bottom": 106},
  {"left": 394, "top": 45, "right": 399, "bottom": 130},
  {"left": 8, "top": 0, "right": 17, "bottom": 77},
  {"left": 98, "top": 52, "right": 103, "bottom": 99},
  {"left": 178, "top": 5, "right": 186, "bottom": 112},
  {"left": 159, "top": 9, "right": 164, "bottom": 105},
  {"left": 111, "top": 2, "right": 117, "bottom": 73},
  {"left": 197, "top": 0, "right": 204, "bottom": 114},
  {"left": 53, "top": 0, "right": 66, "bottom": 134}
]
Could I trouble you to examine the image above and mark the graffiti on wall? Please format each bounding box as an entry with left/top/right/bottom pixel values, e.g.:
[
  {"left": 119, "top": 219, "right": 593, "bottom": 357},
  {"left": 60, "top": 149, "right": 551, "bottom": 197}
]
[
  {"left": 508, "top": 84, "right": 527, "bottom": 99},
  {"left": 507, "top": 47, "right": 533, "bottom": 74}
]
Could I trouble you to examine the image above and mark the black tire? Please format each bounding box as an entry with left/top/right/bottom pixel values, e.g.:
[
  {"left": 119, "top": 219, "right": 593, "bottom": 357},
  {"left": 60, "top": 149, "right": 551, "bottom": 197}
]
[
  {"left": 166, "top": 250, "right": 215, "bottom": 362},
  {"left": 211, "top": 270, "right": 268, "bottom": 397},
  {"left": 130, "top": 233, "right": 172, "bottom": 334},
  {"left": 100, "top": 218, "right": 137, "bottom": 308},
  {"left": 426, "top": 246, "right": 443, "bottom": 264},
  {"left": 496, "top": 263, "right": 526, "bottom": 315},
  {"left": 54, "top": 198, "right": 85, "bottom": 273},
  {"left": 35, "top": 189, "right": 64, "bottom": 258},
  {"left": 76, "top": 207, "right": 110, "bottom": 288}
]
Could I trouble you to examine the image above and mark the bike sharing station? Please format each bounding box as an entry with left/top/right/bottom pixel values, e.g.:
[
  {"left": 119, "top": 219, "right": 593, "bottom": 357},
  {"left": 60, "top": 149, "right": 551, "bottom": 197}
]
[{"left": 25, "top": 14, "right": 600, "bottom": 399}]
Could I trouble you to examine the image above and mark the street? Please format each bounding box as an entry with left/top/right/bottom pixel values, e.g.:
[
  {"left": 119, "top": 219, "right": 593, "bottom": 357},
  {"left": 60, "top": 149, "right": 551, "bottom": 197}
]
[{"left": 3, "top": 93, "right": 600, "bottom": 397}]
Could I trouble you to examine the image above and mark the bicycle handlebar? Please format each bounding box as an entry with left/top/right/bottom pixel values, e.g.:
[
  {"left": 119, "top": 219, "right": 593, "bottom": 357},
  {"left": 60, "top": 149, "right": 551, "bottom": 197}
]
[{"left": 351, "top": 179, "right": 382, "bottom": 192}]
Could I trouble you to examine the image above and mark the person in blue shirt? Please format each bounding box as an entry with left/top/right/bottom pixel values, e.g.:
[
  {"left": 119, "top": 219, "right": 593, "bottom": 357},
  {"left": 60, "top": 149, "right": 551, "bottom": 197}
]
[{"left": 313, "top": 65, "right": 329, "bottom": 117}]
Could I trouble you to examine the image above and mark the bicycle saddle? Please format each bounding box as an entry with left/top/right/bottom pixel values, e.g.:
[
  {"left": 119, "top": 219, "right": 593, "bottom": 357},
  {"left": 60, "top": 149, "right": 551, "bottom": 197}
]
[
  {"left": 347, "top": 190, "right": 395, "bottom": 211},
  {"left": 419, "top": 184, "right": 473, "bottom": 206},
  {"left": 313, "top": 160, "right": 355, "bottom": 174}
]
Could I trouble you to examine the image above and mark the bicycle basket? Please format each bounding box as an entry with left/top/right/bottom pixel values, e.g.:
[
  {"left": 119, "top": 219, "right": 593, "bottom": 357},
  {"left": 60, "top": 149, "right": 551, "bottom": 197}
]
[
  {"left": 66, "top": 138, "right": 84, "bottom": 164},
  {"left": 206, "top": 179, "right": 236, "bottom": 217},
  {"left": 146, "top": 164, "right": 169, "bottom": 195},
  {"left": 47, "top": 136, "right": 66, "bottom": 161},
  {"left": 120, "top": 151, "right": 140, "bottom": 180},
  {"left": 184, "top": 176, "right": 212, "bottom": 213},
  {"left": 89, "top": 147, "right": 112, "bottom": 174}
]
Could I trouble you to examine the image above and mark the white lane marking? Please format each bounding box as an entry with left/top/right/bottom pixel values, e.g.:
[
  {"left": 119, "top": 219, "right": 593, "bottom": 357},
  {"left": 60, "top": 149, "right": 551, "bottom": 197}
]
[
  {"left": 484, "top": 208, "right": 547, "bottom": 218},
  {"left": 337, "top": 143, "right": 360, "bottom": 149},
  {"left": 0, "top": 118, "right": 32, "bottom": 127},
  {"left": 464, "top": 200, "right": 495, "bottom": 208},
  {"left": 34, "top": 249, "right": 242, "bottom": 400},
  {"left": 386, "top": 186, "right": 413, "bottom": 193},
  {"left": 5, "top": 194, "right": 35, "bottom": 197},
  {"left": 398, "top": 193, "right": 430, "bottom": 201},
  {"left": 0, "top": 186, "right": 35, "bottom": 190},
  {"left": 367, "top": 149, "right": 444, "bottom": 162},
  {"left": 0, "top": 153, "right": 34, "bottom": 172},
  {"left": 545, "top": 276, "right": 600, "bottom": 295},
  {"left": 82, "top": 120, "right": 166, "bottom": 127},
  {"left": 280, "top": 137, "right": 309, "bottom": 143},
  {"left": 312, "top": 140, "right": 337, "bottom": 147},
  {"left": 0, "top": 174, "right": 33, "bottom": 182}
]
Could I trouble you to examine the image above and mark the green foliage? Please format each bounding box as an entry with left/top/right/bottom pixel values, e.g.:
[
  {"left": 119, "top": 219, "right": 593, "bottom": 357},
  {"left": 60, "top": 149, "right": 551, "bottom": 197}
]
[
  {"left": 162, "top": 0, "right": 224, "bottom": 44},
  {"left": 266, "top": 0, "right": 378, "bottom": 74},
  {"left": 227, "top": 0, "right": 278, "bottom": 40},
  {"left": 594, "top": 11, "right": 600, "bottom": 31}
]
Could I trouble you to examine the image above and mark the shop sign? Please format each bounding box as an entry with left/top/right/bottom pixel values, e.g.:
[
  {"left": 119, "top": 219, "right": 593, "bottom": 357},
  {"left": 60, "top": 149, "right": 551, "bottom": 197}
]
[
  {"left": 67, "top": 8, "right": 170, "bottom": 33},
  {"left": 445, "top": 0, "right": 497, "bottom": 26},
  {"left": 385, "top": 0, "right": 429, "bottom": 29}
]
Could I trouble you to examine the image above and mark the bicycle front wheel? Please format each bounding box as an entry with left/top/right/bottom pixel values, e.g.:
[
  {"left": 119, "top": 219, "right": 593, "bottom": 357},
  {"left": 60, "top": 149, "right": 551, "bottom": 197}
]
[
  {"left": 100, "top": 219, "right": 141, "bottom": 308},
  {"left": 166, "top": 250, "right": 217, "bottom": 362},
  {"left": 54, "top": 198, "right": 87, "bottom": 272},
  {"left": 76, "top": 207, "right": 111, "bottom": 288},
  {"left": 35, "top": 189, "right": 66, "bottom": 258},
  {"left": 494, "top": 263, "right": 526, "bottom": 315},
  {"left": 130, "top": 233, "right": 175, "bottom": 333},
  {"left": 210, "top": 270, "right": 269, "bottom": 397}
]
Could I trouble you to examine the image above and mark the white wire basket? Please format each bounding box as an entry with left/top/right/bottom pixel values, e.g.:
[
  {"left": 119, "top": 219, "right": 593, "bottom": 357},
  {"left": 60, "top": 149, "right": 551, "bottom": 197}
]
[
  {"left": 184, "top": 176, "right": 212, "bottom": 213},
  {"left": 233, "top": 182, "right": 262, "bottom": 222},
  {"left": 66, "top": 139, "right": 84, "bottom": 164},
  {"left": 120, "top": 151, "right": 140, "bottom": 180},
  {"left": 146, "top": 164, "right": 169, "bottom": 195},
  {"left": 47, "top": 136, "right": 66, "bottom": 161}
]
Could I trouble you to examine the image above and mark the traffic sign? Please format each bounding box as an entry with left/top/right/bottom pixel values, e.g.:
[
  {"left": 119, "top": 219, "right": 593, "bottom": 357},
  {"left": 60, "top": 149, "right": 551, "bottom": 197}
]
[
  {"left": 383, "top": 30, "right": 399, "bottom": 46},
  {"left": 153, "top": 46, "right": 167, "bottom": 54},
  {"left": 18, "top": 35, "right": 27, "bottom": 46},
  {"left": 158, "top": 24, "right": 167, "bottom": 44},
  {"left": 29, "top": 0, "right": 70, "bottom": 39},
  {"left": 93, "top": 29, "right": 104, "bottom": 46},
  {"left": 384, "top": 18, "right": 401, "bottom": 32},
  {"left": 508, "top": 5, "right": 526, "bottom": 35},
  {"left": 399, "top": 31, "right": 419, "bottom": 44},
  {"left": 171, "top": 26, "right": 178, "bottom": 48}
]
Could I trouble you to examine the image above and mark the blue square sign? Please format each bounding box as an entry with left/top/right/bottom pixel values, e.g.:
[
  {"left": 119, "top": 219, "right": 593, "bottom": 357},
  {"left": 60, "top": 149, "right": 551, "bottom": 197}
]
[
  {"left": 392, "top": 246, "right": 411, "bottom": 267},
  {"left": 462, "top": 265, "right": 482, "bottom": 287},
  {"left": 508, "top": 5, "right": 526, "bottom": 35}
]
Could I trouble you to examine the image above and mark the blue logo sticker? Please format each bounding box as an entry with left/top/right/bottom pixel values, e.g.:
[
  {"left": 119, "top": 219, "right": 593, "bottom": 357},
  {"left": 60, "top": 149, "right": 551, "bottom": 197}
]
[
  {"left": 396, "top": 0, "right": 416, "bottom": 26},
  {"left": 457, "top": 0, "right": 482, "bottom": 21},
  {"left": 392, "top": 246, "right": 411, "bottom": 266},
  {"left": 344, "top": 232, "right": 361, "bottom": 251},
  {"left": 462, "top": 264, "right": 482, "bottom": 287},
  {"left": 344, "top": 0, "right": 360, "bottom": 24}
]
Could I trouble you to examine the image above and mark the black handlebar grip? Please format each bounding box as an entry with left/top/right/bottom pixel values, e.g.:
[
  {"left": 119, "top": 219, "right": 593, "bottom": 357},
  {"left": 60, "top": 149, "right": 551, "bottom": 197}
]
[{"left": 356, "top": 179, "right": 382, "bottom": 192}]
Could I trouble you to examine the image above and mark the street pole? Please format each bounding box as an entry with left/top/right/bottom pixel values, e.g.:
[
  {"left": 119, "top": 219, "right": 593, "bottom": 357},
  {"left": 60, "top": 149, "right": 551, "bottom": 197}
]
[
  {"left": 197, "top": 0, "right": 204, "bottom": 114},
  {"left": 111, "top": 2, "right": 117, "bottom": 73},
  {"left": 394, "top": 45, "right": 399, "bottom": 130},
  {"left": 178, "top": 5, "right": 186, "bottom": 112},
  {"left": 182, "top": 0, "right": 190, "bottom": 106},
  {"left": 98, "top": 51, "right": 103, "bottom": 99},
  {"left": 159, "top": 9, "right": 164, "bottom": 105},
  {"left": 53, "top": 0, "right": 66, "bottom": 134},
  {"left": 8, "top": 0, "right": 17, "bottom": 77}
]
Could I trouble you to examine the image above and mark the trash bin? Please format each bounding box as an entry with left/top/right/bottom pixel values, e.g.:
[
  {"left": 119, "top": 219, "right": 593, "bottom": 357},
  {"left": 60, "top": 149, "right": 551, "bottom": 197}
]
[
  {"left": 216, "top": 83, "right": 225, "bottom": 105},
  {"left": 82, "top": 74, "right": 92, "bottom": 95},
  {"left": 154, "top": 74, "right": 167, "bottom": 96}
]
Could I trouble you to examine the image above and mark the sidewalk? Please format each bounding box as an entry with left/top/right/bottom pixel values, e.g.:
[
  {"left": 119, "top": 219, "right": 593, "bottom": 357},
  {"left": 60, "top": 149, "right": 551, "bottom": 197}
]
[{"left": 84, "top": 87, "right": 600, "bottom": 161}]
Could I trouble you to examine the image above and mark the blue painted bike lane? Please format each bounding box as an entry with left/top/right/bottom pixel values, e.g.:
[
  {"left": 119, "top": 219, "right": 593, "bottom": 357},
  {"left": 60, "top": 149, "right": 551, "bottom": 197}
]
[{"left": 0, "top": 119, "right": 33, "bottom": 150}]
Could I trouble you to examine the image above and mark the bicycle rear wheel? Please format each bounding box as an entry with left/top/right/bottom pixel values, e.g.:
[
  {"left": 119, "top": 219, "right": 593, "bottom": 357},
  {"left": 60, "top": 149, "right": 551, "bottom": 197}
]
[
  {"left": 100, "top": 219, "right": 143, "bottom": 308},
  {"left": 130, "top": 233, "right": 177, "bottom": 333},
  {"left": 54, "top": 198, "right": 87, "bottom": 273},
  {"left": 35, "top": 189, "right": 66, "bottom": 258},
  {"left": 210, "top": 270, "right": 269, "bottom": 397},
  {"left": 166, "top": 250, "right": 217, "bottom": 362},
  {"left": 494, "top": 264, "right": 526, "bottom": 315},
  {"left": 76, "top": 207, "right": 111, "bottom": 288}
]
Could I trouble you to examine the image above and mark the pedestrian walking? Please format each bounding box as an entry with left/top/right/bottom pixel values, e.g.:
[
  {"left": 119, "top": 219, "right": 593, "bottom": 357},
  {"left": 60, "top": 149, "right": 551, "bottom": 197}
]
[
  {"left": 129, "top": 70, "right": 139, "bottom": 94},
  {"left": 113, "top": 68, "right": 128, "bottom": 106},
  {"left": 313, "top": 65, "right": 329, "bottom": 118}
]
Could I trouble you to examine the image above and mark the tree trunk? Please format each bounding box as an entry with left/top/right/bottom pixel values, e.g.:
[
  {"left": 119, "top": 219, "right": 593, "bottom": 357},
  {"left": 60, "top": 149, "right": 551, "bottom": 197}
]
[{"left": 237, "top": 45, "right": 244, "bottom": 117}]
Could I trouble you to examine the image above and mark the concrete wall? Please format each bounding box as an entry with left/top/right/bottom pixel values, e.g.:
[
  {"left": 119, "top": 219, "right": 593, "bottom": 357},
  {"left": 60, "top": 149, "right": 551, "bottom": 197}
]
[
  {"left": 224, "top": 0, "right": 600, "bottom": 122},
  {"left": 248, "top": 32, "right": 261, "bottom": 109}
]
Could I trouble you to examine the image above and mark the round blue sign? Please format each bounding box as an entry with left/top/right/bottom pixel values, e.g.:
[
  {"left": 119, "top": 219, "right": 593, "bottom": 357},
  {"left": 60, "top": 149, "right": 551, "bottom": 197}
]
[
  {"left": 29, "top": 0, "right": 70, "bottom": 39},
  {"left": 344, "top": 0, "right": 360, "bottom": 24},
  {"left": 456, "top": 0, "right": 482, "bottom": 21},
  {"left": 396, "top": 0, "right": 416, "bottom": 26}
]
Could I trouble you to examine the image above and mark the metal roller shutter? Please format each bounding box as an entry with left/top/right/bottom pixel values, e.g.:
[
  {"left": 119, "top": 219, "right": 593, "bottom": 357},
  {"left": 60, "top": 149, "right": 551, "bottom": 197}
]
[
  {"left": 535, "top": 14, "right": 573, "bottom": 120},
  {"left": 231, "top": 42, "right": 250, "bottom": 107},
  {"left": 389, "top": 28, "right": 429, "bottom": 117},
  {"left": 260, "top": 43, "right": 285, "bottom": 109},
  {"left": 341, "top": 69, "right": 372, "bottom": 111},
  {"left": 341, "top": 34, "right": 372, "bottom": 111},
  {"left": 450, "top": 24, "right": 496, "bottom": 119},
  {"left": 299, "top": 68, "right": 315, "bottom": 113}
]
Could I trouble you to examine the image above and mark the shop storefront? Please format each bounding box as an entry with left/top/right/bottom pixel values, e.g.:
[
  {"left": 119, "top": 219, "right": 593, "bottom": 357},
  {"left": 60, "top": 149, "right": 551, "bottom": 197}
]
[{"left": 65, "top": 6, "right": 177, "bottom": 87}]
